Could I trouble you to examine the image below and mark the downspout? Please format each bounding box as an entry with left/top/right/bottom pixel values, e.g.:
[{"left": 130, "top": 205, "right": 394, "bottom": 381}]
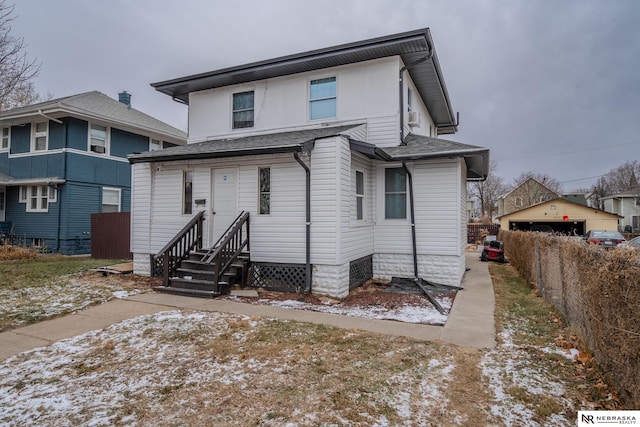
[
  {"left": 55, "top": 122, "right": 67, "bottom": 252},
  {"left": 399, "top": 52, "right": 432, "bottom": 145},
  {"left": 294, "top": 151, "right": 312, "bottom": 293},
  {"left": 402, "top": 161, "right": 419, "bottom": 279}
]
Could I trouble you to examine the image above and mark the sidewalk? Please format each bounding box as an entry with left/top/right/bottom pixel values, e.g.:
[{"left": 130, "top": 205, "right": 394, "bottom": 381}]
[{"left": 0, "top": 252, "right": 495, "bottom": 360}]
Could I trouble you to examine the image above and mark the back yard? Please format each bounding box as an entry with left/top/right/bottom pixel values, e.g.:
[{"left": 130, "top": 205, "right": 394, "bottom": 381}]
[{"left": 0, "top": 254, "right": 623, "bottom": 426}]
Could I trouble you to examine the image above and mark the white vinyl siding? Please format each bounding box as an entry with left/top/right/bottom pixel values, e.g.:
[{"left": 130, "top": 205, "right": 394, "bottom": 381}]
[
  {"left": 342, "top": 152, "right": 374, "bottom": 262},
  {"left": 131, "top": 163, "right": 152, "bottom": 254}
]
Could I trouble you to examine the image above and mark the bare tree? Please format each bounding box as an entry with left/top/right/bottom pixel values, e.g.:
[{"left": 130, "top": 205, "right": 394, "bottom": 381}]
[
  {"left": 0, "top": 0, "right": 41, "bottom": 111},
  {"left": 511, "top": 172, "right": 563, "bottom": 195},
  {"left": 468, "top": 161, "right": 508, "bottom": 220}
]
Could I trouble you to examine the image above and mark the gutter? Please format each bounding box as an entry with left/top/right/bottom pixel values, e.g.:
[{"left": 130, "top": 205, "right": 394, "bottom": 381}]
[
  {"left": 399, "top": 52, "right": 432, "bottom": 145},
  {"left": 293, "top": 151, "right": 312, "bottom": 294},
  {"left": 401, "top": 161, "right": 419, "bottom": 279}
]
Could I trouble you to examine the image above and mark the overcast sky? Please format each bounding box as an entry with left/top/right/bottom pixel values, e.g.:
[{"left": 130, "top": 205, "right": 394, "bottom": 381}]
[{"left": 10, "top": 0, "right": 640, "bottom": 191}]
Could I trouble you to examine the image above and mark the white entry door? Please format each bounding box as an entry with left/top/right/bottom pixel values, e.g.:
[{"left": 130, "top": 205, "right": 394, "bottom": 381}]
[{"left": 210, "top": 168, "right": 238, "bottom": 245}]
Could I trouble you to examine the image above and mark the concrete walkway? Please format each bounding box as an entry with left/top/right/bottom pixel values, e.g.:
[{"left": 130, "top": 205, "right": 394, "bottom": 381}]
[{"left": 0, "top": 252, "right": 495, "bottom": 361}]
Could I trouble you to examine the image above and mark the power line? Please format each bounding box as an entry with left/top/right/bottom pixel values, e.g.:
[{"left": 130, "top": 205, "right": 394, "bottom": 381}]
[{"left": 493, "top": 138, "right": 640, "bottom": 162}]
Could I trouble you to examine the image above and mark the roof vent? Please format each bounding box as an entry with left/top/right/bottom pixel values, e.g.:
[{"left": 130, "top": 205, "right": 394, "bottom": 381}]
[{"left": 118, "top": 91, "right": 131, "bottom": 108}]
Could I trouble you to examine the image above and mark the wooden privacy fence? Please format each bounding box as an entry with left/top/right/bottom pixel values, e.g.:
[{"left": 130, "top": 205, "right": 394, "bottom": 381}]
[
  {"left": 467, "top": 223, "right": 500, "bottom": 244},
  {"left": 91, "top": 212, "right": 132, "bottom": 259}
]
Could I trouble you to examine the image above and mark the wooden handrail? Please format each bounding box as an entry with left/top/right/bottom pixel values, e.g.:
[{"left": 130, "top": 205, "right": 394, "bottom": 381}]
[
  {"left": 154, "top": 211, "right": 204, "bottom": 286},
  {"left": 202, "top": 211, "right": 249, "bottom": 264}
]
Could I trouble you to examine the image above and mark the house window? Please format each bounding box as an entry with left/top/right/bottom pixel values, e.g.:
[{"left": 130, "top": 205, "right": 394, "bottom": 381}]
[
  {"left": 385, "top": 168, "right": 406, "bottom": 219},
  {"left": 102, "top": 187, "right": 121, "bottom": 212},
  {"left": 21, "top": 185, "right": 55, "bottom": 212},
  {"left": 150, "top": 139, "right": 161, "bottom": 151},
  {"left": 183, "top": 171, "right": 193, "bottom": 215},
  {"left": 89, "top": 123, "right": 108, "bottom": 154},
  {"left": 309, "top": 77, "right": 336, "bottom": 120},
  {"left": 636, "top": 197, "right": 640, "bottom": 207},
  {"left": 356, "top": 170, "right": 365, "bottom": 220},
  {"left": 633, "top": 216, "right": 639, "bottom": 231},
  {"left": 232, "top": 91, "right": 254, "bottom": 129},
  {"left": 1, "top": 127, "right": 9, "bottom": 150},
  {"left": 259, "top": 167, "right": 270, "bottom": 215},
  {"left": 515, "top": 197, "right": 523, "bottom": 207},
  {"left": 32, "top": 121, "right": 48, "bottom": 151},
  {"left": 408, "top": 88, "right": 413, "bottom": 113}
]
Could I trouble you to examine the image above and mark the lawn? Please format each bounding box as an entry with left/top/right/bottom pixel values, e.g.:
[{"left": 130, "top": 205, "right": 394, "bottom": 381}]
[{"left": 0, "top": 257, "right": 622, "bottom": 425}]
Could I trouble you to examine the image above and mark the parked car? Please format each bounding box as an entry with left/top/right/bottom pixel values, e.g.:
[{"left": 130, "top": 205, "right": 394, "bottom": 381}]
[
  {"left": 625, "top": 236, "right": 640, "bottom": 250},
  {"left": 584, "top": 230, "right": 626, "bottom": 249}
]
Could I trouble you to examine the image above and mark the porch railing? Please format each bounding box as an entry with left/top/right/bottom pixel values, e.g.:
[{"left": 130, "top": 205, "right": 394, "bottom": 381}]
[
  {"left": 153, "top": 211, "right": 204, "bottom": 286},
  {"left": 201, "top": 211, "right": 250, "bottom": 286}
]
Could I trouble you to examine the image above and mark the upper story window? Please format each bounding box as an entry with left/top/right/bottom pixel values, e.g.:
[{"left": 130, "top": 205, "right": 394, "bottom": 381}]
[
  {"left": 89, "top": 123, "right": 108, "bottom": 154},
  {"left": 232, "top": 91, "right": 254, "bottom": 129},
  {"left": 102, "top": 187, "right": 121, "bottom": 212},
  {"left": 259, "top": 167, "right": 270, "bottom": 215},
  {"left": 150, "top": 138, "right": 161, "bottom": 151},
  {"left": 19, "top": 185, "right": 57, "bottom": 212},
  {"left": 1, "top": 127, "right": 9, "bottom": 150},
  {"left": 32, "top": 121, "right": 48, "bottom": 152},
  {"left": 407, "top": 88, "right": 413, "bottom": 112},
  {"left": 385, "top": 167, "right": 406, "bottom": 219},
  {"left": 356, "top": 170, "right": 365, "bottom": 220},
  {"left": 309, "top": 77, "right": 336, "bottom": 120}
]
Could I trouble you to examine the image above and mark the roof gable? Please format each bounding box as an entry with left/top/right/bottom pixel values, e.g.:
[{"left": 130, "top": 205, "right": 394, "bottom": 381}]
[
  {"left": 496, "top": 197, "right": 622, "bottom": 219},
  {"left": 499, "top": 176, "right": 560, "bottom": 200},
  {"left": 151, "top": 28, "right": 458, "bottom": 134}
]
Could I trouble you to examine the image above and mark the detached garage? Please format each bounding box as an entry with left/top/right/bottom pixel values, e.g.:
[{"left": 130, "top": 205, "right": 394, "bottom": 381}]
[{"left": 497, "top": 198, "right": 622, "bottom": 235}]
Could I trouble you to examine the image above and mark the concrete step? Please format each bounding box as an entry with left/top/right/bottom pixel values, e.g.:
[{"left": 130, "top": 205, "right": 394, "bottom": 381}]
[{"left": 153, "top": 286, "right": 221, "bottom": 298}]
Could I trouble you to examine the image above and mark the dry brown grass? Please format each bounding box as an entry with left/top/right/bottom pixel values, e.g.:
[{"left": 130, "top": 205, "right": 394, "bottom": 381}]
[{"left": 0, "top": 243, "right": 38, "bottom": 261}]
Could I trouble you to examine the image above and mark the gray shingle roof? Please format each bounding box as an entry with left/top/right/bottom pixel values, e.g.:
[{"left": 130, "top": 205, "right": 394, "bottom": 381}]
[
  {"left": 0, "top": 91, "right": 186, "bottom": 142},
  {"left": 128, "top": 125, "right": 359, "bottom": 163},
  {"left": 129, "top": 126, "right": 489, "bottom": 180}
]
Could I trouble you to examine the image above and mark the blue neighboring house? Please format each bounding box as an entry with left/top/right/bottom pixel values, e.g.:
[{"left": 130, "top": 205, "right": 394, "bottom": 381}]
[{"left": 0, "top": 91, "right": 186, "bottom": 254}]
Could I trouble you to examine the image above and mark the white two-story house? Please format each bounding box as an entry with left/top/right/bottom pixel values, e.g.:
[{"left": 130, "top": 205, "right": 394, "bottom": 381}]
[{"left": 129, "top": 28, "right": 489, "bottom": 299}]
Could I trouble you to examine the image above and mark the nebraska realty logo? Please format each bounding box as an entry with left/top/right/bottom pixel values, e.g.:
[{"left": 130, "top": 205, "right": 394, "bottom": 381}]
[{"left": 579, "top": 411, "right": 640, "bottom": 426}]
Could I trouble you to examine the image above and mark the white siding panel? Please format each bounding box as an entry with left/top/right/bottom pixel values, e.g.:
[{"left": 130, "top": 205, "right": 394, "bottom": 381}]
[
  {"left": 342, "top": 152, "right": 374, "bottom": 261},
  {"left": 367, "top": 115, "right": 399, "bottom": 147},
  {"left": 131, "top": 163, "right": 151, "bottom": 254}
]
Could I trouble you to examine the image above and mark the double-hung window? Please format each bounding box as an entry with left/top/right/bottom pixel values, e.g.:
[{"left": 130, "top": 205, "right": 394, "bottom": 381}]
[
  {"left": 32, "top": 121, "right": 48, "bottom": 151},
  {"left": 183, "top": 171, "right": 193, "bottom": 215},
  {"left": 259, "top": 167, "right": 270, "bottom": 215},
  {"left": 309, "top": 77, "right": 336, "bottom": 120},
  {"left": 20, "top": 185, "right": 56, "bottom": 212},
  {"left": 1, "top": 127, "right": 9, "bottom": 150},
  {"left": 232, "top": 91, "right": 254, "bottom": 129},
  {"left": 102, "top": 187, "right": 121, "bottom": 212},
  {"left": 89, "top": 123, "right": 108, "bottom": 154},
  {"left": 384, "top": 168, "right": 407, "bottom": 219},
  {"left": 356, "top": 170, "right": 365, "bottom": 220},
  {"left": 150, "top": 139, "right": 161, "bottom": 151}
]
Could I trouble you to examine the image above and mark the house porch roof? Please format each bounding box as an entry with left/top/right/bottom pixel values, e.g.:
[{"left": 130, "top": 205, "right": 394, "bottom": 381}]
[
  {"left": 0, "top": 172, "right": 65, "bottom": 186},
  {"left": 128, "top": 125, "right": 489, "bottom": 180}
]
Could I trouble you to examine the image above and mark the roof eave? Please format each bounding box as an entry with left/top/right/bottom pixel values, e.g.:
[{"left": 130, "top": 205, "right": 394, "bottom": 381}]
[{"left": 128, "top": 144, "right": 304, "bottom": 164}]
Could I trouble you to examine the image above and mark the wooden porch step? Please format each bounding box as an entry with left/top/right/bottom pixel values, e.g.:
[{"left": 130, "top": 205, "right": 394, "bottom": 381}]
[
  {"left": 153, "top": 286, "right": 221, "bottom": 298},
  {"left": 169, "top": 277, "right": 218, "bottom": 290}
]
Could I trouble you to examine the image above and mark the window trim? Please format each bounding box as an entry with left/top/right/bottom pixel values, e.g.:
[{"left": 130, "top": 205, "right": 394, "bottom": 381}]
[
  {"left": 232, "top": 90, "right": 255, "bottom": 129},
  {"left": 31, "top": 121, "right": 48, "bottom": 152},
  {"left": 258, "top": 166, "right": 271, "bottom": 215},
  {"left": 355, "top": 170, "right": 365, "bottom": 221},
  {"left": 19, "top": 185, "right": 55, "bottom": 213},
  {"left": 149, "top": 138, "right": 161, "bottom": 151},
  {"left": 183, "top": 170, "right": 193, "bottom": 215},
  {"left": 88, "top": 122, "right": 109, "bottom": 155},
  {"left": 515, "top": 197, "right": 523, "bottom": 208},
  {"left": 101, "top": 187, "right": 121, "bottom": 213},
  {"left": 1, "top": 126, "right": 9, "bottom": 151},
  {"left": 384, "top": 167, "right": 408, "bottom": 220},
  {"left": 309, "top": 76, "right": 337, "bottom": 121}
]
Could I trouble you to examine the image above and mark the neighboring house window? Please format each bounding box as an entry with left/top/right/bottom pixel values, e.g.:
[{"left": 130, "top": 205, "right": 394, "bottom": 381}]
[
  {"left": 407, "top": 88, "right": 413, "bottom": 113},
  {"left": 636, "top": 197, "right": 640, "bottom": 207},
  {"left": 515, "top": 197, "right": 523, "bottom": 207},
  {"left": 183, "top": 171, "right": 193, "bottom": 215},
  {"left": 150, "top": 139, "right": 161, "bottom": 151},
  {"left": 32, "top": 121, "right": 48, "bottom": 151},
  {"left": 102, "top": 187, "right": 121, "bottom": 212},
  {"left": 259, "top": 167, "right": 270, "bottom": 215},
  {"left": 356, "top": 170, "right": 365, "bottom": 220},
  {"left": 309, "top": 77, "right": 336, "bottom": 120},
  {"left": 232, "top": 91, "right": 254, "bottom": 129},
  {"left": 633, "top": 215, "right": 639, "bottom": 231},
  {"left": 385, "top": 167, "right": 406, "bottom": 219},
  {"left": 20, "top": 185, "right": 56, "bottom": 212},
  {"left": 1, "top": 127, "right": 9, "bottom": 150},
  {"left": 89, "top": 123, "right": 108, "bottom": 154}
]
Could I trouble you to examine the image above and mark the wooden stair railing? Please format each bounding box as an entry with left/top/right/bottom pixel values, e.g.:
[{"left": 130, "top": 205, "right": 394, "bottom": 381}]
[
  {"left": 153, "top": 211, "right": 204, "bottom": 287},
  {"left": 201, "top": 211, "right": 250, "bottom": 287}
]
